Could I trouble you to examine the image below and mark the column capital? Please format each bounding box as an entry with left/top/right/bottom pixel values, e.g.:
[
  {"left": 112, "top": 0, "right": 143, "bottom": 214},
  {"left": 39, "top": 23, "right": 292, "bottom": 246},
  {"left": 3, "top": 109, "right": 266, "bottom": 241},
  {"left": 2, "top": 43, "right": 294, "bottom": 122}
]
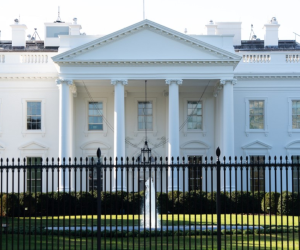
[
  {"left": 56, "top": 78, "right": 73, "bottom": 86},
  {"left": 165, "top": 79, "right": 183, "bottom": 85},
  {"left": 220, "top": 78, "right": 237, "bottom": 85},
  {"left": 111, "top": 79, "right": 128, "bottom": 86}
]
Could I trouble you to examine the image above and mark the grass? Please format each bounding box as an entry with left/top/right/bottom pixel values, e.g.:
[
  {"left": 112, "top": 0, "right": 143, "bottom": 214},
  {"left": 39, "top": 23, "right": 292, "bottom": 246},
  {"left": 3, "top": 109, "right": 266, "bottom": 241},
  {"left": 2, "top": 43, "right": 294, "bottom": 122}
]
[
  {"left": 1, "top": 214, "right": 299, "bottom": 249},
  {"left": 1, "top": 234, "right": 299, "bottom": 249},
  {"left": 2, "top": 214, "right": 299, "bottom": 227}
]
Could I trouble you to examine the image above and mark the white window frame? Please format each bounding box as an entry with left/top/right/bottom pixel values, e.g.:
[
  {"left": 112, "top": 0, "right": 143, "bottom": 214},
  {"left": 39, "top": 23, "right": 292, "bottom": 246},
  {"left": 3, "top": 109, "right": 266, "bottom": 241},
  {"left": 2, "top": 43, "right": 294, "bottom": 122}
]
[
  {"left": 134, "top": 97, "right": 157, "bottom": 136},
  {"left": 26, "top": 156, "right": 43, "bottom": 193},
  {"left": 84, "top": 98, "right": 107, "bottom": 137},
  {"left": 288, "top": 98, "right": 300, "bottom": 135},
  {"left": 183, "top": 98, "right": 206, "bottom": 136},
  {"left": 245, "top": 97, "right": 268, "bottom": 137},
  {"left": 249, "top": 155, "right": 265, "bottom": 192},
  {"left": 22, "top": 99, "right": 46, "bottom": 137},
  {"left": 87, "top": 156, "right": 103, "bottom": 192}
]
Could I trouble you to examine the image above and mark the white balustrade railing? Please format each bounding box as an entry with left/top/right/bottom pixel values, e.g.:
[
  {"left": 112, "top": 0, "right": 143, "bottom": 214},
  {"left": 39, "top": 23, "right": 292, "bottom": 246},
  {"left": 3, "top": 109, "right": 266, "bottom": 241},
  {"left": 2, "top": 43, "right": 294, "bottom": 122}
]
[
  {"left": 21, "top": 54, "right": 48, "bottom": 63},
  {"left": 242, "top": 54, "right": 271, "bottom": 63},
  {"left": 286, "top": 54, "right": 299, "bottom": 63}
]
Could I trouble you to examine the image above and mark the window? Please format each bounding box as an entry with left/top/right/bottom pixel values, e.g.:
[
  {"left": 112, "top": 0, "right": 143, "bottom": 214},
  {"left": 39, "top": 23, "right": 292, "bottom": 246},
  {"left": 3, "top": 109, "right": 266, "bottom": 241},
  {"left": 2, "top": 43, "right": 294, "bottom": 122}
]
[
  {"left": 187, "top": 101, "right": 202, "bottom": 130},
  {"left": 46, "top": 27, "right": 69, "bottom": 38},
  {"left": 88, "top": 102, "right": 103, "bottom": 131},
  {"left": 292, "top": 156, "right": 300, "bottom": 192},
  {"left": 138, "top": 102, "right": 152, "bottom": 131},
  {"left": 88, "top": 156, "right": 103, "bottom": 191},
  {"left": 27, "top": 102, "right": 41, "bottom": 130},
  {"left": 292, "top": 101, "right": 300, "bottom": 129},
  {"left": 188, "top": 156, "right": 202, "bottom": 191},
  {"left": 250, "top": 156, "right": 265, "bottom": 192},
  {"left": 249, "top": 100, "right": 264, "bottom": 129},
  {"left": 27, "top": 157, "right": 42, "bottom": 192}
]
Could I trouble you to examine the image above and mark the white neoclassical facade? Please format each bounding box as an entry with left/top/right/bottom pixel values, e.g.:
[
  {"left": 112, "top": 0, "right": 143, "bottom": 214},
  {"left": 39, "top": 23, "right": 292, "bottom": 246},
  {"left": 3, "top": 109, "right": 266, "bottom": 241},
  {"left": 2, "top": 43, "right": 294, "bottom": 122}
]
[{"left": 0, "top": 17, "right": 300, "bottom": 193}]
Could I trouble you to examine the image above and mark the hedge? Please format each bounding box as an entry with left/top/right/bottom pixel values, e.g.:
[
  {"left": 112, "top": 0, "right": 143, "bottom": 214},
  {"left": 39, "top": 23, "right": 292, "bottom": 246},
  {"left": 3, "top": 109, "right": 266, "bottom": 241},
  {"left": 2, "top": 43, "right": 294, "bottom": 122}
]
[
  {"left": 0, "top": 191, "right": 298, "bottom": 217},
  {"left": 261, "top": 192, "right": 281, "bottom": 214}
]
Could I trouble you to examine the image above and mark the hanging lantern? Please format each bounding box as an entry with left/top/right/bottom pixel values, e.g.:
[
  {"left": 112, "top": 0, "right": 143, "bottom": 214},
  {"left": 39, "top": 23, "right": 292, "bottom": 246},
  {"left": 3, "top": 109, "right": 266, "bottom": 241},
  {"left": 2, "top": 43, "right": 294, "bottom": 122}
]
[{"left": 141, "top": 140, "right": 151, "bottom": 164}]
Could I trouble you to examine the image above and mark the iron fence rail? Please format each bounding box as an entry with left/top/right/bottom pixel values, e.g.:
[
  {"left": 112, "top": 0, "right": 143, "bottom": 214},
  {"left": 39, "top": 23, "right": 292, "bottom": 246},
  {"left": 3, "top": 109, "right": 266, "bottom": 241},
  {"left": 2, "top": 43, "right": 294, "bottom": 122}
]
[{"left": 0, "top": 154, "right": 299, "bottom": 249}]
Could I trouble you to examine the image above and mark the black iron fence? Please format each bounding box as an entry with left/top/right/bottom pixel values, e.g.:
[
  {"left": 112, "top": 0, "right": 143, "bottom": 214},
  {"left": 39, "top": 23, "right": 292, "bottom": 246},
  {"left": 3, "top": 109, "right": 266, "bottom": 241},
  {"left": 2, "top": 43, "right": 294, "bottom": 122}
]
[{"left": 0, "top": 149, "right": 300, "bottom": 249}]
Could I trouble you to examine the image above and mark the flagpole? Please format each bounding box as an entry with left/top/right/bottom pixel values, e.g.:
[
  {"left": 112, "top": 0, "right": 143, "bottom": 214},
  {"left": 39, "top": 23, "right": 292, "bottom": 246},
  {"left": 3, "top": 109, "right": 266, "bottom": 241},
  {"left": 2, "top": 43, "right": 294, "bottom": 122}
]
[{"left": 143, "top": 0, "right": 145, "bottom": 20}]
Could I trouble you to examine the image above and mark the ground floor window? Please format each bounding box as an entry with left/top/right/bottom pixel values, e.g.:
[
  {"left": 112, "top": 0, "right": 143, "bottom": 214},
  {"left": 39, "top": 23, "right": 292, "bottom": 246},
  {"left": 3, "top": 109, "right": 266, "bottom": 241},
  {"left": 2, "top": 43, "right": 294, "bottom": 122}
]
[
  {"left": 188, "top": 156, "right": 202, "bottom": 191},
  {"left": 27, "top": 157, "right": 42, "bottom": 192},
  {"left": 250, "top": 155, "right": 265, "bottom": 192},
  {"left": 292, "top": 156, "right": 300, "bottom": 192},
  {"left": 88, "top": 156, "right": 103, "bottom": 191}
]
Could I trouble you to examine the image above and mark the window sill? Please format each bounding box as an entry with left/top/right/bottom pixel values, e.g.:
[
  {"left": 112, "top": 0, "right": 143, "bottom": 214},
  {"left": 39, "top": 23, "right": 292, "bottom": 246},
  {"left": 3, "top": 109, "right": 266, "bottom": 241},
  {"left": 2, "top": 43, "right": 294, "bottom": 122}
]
[
  {"left": 22, "top": 130, "right": 45, "bottom": 137},
  {"left": 245, "top": 129, "right": 268, "bottom": 137},
  {"left": 84, "top": 130, "right": 107, "bottom": 137},
  {"left": 288, "top": 129, "right": 300, "bottom": 137},
  {"left": 183, "top": 130, "right": 207, "bottom": 137},
  {"left": 134, "top": 131, "right": 157, "bottom": 137}
]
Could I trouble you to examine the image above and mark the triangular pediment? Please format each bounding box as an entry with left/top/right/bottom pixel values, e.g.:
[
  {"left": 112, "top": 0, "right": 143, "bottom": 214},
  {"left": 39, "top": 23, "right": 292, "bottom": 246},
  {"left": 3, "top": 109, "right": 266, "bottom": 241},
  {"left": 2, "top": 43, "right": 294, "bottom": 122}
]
[
  {"left": 53, "top": 19, "right": 240, "bottom": 64},
  {"left": 19, "top": 141, "right": 49, "bottom": 150},
  {"left": 242, "top": 140, "right": 272, "bottom": 150}
]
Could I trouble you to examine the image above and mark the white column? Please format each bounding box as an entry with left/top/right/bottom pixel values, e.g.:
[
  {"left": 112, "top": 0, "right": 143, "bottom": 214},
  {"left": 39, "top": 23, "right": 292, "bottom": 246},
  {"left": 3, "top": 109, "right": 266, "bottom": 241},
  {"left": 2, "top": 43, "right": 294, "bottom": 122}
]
[
  {"left": 111, "top": 79, "right": 128, "bottom": 191},
  {"left": 220, "top": 78, "right": 236, "bottom": 191},
  {"left": 166, "top": 79, "right": 182, "bottom": 192},
  {"left": 56, "top": 78, "right": 74, "bottom": 192}
]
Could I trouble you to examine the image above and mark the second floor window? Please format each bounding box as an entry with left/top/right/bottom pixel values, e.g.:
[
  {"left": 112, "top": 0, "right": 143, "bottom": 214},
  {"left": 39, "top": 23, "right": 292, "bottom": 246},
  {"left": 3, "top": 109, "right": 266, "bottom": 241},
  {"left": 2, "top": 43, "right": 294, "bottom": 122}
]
[
  {"left": 88, "top": 102, "right": 103, "bottom": 130},
  {"left": 187, "top": 101, "right": 202, "bottom": 130},
  {"left": 138, "top": 101, "right": 152, "bottom": 130},
  {"left": 292, "top": 100, "right": 300, "bottom": 129},
  {"left": 27, "top": 102, "right": 41, "bottom": 130},
  {"left": 249, "top": 100, "right": 264, "bottom": 129}
]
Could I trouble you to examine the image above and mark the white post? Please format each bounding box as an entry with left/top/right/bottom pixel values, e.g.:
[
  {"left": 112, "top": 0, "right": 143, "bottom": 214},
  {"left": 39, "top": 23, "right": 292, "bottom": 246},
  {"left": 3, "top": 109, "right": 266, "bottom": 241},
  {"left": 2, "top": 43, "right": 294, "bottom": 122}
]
[
  {"left": 220, "top": 79, "right": 236, "bottom": 191},
  {"left": 56, "top": 78, "right": 73, "bottom": 192},
  {"left": 111, "top": 79, "right": 128, "bottom": 191},
  {"left": 166, "top": 79, "right": 182, "bottom": 192}
]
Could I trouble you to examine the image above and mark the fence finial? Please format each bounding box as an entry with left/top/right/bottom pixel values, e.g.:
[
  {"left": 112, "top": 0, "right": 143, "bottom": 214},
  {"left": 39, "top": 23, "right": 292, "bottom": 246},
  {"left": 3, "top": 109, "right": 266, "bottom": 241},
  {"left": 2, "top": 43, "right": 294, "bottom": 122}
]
[
  {"left": 97, "top": 148, "right": 101, "bottom": 158},
  {"left": 216, "top": 147, "right": 221, "bottom": 158}
]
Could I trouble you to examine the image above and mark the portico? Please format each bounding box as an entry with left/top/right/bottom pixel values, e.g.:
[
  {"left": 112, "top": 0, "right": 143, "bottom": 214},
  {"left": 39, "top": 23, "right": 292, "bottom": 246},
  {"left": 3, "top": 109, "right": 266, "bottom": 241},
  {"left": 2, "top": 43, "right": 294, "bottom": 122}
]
[{"left": 52, "top": 19, "right": 241, "bottom": 192}]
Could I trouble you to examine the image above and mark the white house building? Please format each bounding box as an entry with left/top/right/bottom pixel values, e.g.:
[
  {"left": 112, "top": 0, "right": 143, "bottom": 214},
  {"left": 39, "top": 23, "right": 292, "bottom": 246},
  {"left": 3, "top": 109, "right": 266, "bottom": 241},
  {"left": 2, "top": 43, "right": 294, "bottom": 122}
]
[{"left": 0, "top": 16, "right": 299, "bottom": 193}]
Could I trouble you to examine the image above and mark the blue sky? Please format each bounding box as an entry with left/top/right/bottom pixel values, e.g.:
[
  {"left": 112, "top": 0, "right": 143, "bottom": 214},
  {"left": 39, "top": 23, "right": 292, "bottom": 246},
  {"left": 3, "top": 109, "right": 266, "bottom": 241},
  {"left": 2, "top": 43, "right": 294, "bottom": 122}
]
[{"left": 1, "top": 0, "right": 300, "bottom": 41}]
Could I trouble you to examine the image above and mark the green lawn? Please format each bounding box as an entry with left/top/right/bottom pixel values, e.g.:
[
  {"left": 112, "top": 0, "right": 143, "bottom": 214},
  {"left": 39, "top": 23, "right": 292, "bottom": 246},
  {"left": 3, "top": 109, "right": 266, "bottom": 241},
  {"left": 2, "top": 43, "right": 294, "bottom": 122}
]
[
  {"left": 2, "top": 214, "right": 299, "bottom": 227},
  {"left": 1, "top": 214, "right": 299, "bottom": 249},
  {"left": 1, "top": 234, "right": 299, "bottom": 249}
]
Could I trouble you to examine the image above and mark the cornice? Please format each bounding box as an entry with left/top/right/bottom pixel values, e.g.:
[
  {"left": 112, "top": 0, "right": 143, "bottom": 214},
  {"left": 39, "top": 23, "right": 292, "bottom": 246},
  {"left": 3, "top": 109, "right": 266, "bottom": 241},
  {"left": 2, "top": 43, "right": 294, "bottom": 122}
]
[
  {"left": 52, "top": 19, "right": 241, "bottom": 62},
  {"left": 0, "top": 75, "right": 58, "bottom": 80},
  {"left": 55, "top": 59, "right": 239, "bottom": 66},
  {"left": 235, "top": 74, "right": 300, "bottom": 79}
]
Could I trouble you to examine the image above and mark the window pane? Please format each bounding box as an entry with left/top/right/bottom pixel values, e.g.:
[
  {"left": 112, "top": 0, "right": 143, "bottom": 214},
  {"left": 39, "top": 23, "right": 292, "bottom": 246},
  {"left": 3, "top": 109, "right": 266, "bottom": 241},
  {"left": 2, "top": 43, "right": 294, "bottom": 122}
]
[
  {"left": 249, "top": 100, "right": 264, "bottom": 129},
  {"left": 27, "top": 102, "right": 41, "bottom": 130},
  {"left": 187, "top": 101, "right": 202, "bottom": 130},
  {"left": 88, "top": 102, "right": 103, "bottom": 131},
  {"left": 138, "top": 101, "right": 153, "bottom": 131}
]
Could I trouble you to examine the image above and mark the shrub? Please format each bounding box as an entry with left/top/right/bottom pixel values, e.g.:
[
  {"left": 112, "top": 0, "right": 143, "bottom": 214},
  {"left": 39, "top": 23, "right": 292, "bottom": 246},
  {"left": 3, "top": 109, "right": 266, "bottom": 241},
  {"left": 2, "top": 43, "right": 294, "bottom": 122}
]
[
  {"left": 261, "top": 192, "right": 280, "bottom": 214},
  {"left": 277, "top": 192, "right": 300, "bottom": 216}
]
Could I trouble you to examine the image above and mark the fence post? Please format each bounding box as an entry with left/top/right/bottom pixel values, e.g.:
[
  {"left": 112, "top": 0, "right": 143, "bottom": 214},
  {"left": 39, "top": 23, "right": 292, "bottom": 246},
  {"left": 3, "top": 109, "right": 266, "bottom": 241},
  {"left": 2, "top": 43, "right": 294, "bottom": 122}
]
[
  {"left": 216, "top": 147, "right": 221, "bottom": 250},
  {"left": 97, "top": 148, "right": 102, "bottom": 250}
]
